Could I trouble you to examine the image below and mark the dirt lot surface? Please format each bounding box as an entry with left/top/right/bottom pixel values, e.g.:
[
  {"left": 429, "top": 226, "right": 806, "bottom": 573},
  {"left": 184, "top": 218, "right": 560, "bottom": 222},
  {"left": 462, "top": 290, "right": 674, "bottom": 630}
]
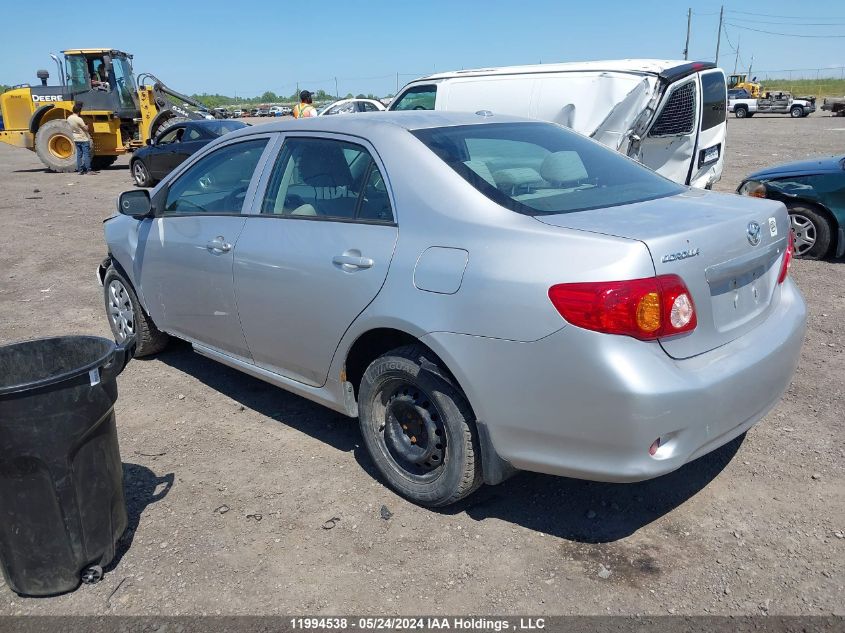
[{"left": 0, "top": 114, "right": 842, "bottom": 615}]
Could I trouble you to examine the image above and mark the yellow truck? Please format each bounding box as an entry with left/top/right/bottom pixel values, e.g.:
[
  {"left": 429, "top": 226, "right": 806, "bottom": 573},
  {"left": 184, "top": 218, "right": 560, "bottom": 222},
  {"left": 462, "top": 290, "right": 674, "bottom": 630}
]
[{"left": 0, "top": 48, "right": 220, "bottom": 171}]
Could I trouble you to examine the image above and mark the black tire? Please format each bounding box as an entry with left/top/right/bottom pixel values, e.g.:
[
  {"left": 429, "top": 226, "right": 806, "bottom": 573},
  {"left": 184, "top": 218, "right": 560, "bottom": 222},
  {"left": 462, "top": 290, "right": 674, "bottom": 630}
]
[
  {"left": 790, "top": 106, "right": 804, "bottom": 118},
  {"left": 358, "top": 345, "right": 482, "bottom": 507},
  {"left": 787, "top": 203, "right": 832, "bottom": 260},
  {"left": 131, "top": 158, "right": 155, "bottom": 187},
  {"left": 103, "top": 266, "right": 169, "bottom": 357},
  {"left": 91, "top": 155, "right": 118, "bottom": 170},
  {"left": 734, "top": 106, "right": 748, "bottom": 119},
  {"left": 34, "top": 119, "right": 78, "bottom": 172}
]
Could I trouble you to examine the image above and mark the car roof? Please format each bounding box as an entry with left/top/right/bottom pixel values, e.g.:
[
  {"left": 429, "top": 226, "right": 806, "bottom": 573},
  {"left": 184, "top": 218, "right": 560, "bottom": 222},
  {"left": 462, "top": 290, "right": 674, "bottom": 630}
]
[
  {"left": 225, "top": 110, "right": 534, "bottom": 140},
  {"left": 412, "top": 59, "right": 713, "bottom": 81}
]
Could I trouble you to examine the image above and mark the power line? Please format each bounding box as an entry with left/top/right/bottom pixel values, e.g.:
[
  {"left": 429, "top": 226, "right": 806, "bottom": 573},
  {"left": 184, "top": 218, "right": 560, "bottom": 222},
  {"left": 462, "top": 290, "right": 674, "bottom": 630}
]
[
  {"left": 727, "top": 16, "right": 845, "bottom": 26},
  {"left": 724, "top": 22, "right": 845, "bottom": 38},
  {"left": 726, "top": 9, "right": 845, "bottom": 19}
]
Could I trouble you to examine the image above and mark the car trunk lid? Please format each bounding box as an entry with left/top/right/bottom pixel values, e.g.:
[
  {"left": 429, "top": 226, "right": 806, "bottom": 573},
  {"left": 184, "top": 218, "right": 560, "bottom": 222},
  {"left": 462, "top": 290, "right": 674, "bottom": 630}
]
[{"left": 534, "top": 189, "right": 791, "bottom": 358}]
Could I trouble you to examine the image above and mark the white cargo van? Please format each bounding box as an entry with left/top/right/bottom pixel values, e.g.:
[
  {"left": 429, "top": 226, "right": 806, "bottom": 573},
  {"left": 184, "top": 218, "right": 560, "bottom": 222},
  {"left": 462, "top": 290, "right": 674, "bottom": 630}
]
[{"left": 390, "top": 60, "right": 727, "bottom": 188}]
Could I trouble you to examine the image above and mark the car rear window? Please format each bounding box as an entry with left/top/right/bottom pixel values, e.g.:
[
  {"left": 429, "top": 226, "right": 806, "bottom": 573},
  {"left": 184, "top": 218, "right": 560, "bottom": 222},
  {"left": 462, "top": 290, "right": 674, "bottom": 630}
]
[{"left": 412, "top": 123, "right": 683, "bottom": 216}]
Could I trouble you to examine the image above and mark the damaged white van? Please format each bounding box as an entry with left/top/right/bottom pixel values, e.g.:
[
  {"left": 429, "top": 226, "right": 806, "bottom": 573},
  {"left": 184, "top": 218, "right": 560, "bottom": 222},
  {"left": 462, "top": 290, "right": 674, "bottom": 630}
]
[{"left": 389, "top": 60, "right": 727, "bottom": 189}]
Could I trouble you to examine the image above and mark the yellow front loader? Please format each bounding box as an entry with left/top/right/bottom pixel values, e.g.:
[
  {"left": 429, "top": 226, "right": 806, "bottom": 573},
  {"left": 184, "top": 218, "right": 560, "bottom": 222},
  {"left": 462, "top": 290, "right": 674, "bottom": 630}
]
[{"left": 0, "top": 49, "right": 220, "bottom": 172}]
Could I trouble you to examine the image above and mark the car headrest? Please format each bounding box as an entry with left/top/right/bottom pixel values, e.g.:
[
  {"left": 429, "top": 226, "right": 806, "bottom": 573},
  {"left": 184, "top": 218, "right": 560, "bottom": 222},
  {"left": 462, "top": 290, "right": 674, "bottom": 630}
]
[{"left": 540, "top": 151, "right": 588, "bottom": 186}]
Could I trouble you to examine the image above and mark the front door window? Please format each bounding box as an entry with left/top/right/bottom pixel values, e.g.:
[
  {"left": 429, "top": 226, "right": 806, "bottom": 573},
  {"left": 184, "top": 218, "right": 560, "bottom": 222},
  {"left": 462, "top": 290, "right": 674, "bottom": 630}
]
[{"left": 164, "top": 139, "right": 268, "bottom": 215}]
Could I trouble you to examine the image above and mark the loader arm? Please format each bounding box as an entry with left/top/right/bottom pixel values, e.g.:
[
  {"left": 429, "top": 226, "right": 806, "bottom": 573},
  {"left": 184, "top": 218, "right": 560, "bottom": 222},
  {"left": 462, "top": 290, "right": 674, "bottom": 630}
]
[{"left": 136, "top": 73, "right": 224, "bottom": 145}]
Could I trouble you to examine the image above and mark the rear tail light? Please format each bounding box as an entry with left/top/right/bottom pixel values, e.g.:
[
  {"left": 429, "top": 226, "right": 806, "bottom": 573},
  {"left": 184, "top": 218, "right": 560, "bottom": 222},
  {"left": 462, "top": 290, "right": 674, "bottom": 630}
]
[
  {"left": 777, "top": 230, "right": 794, "bottom": 284},
  {"left": 548, "top": 274, "right": 697, "bottom": 340}
]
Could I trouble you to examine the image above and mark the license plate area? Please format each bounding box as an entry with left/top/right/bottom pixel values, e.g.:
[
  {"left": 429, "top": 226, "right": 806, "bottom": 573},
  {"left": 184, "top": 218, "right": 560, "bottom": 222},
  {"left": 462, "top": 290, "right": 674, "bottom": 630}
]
[{"left": 698, "top": 144, "right": 721, "bottom": 167}]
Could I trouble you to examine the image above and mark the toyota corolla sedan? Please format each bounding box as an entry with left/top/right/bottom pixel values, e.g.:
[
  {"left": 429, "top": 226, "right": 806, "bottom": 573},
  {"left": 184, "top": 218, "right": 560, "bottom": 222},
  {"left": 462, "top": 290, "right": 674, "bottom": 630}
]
[{"left": 100, "top": 112, "right": 806, "bottom": 507}]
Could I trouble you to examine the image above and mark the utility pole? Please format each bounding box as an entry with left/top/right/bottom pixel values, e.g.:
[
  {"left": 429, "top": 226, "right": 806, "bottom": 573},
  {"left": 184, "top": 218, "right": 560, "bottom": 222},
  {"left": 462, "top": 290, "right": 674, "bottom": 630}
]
[
  {"left": 683, "top": 8, "right": 692, "bottom": 61},
  {"left": 715, "top": 5, "right": 724, "bottom": 64},
  {"left": 334, "top": 77, "right": 339, "bottom": 99},
  {"left": 396, "top": 72, "right": 399, "bottom": 94},
  {"left": 733, "top": 35, "right": 740, "bottom": 74}
]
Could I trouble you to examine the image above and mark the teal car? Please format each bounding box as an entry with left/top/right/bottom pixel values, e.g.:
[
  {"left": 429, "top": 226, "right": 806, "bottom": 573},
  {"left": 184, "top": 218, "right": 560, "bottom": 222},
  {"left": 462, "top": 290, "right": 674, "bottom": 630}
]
[{"left": 738, "top": 155, "right": 845, "bottom": 259}]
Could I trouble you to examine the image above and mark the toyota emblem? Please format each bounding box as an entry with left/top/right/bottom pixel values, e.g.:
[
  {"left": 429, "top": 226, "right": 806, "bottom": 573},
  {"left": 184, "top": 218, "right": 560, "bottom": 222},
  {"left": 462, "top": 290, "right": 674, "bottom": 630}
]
[{"left": 747, "top": 221, "right": 761, "bottom": 246}]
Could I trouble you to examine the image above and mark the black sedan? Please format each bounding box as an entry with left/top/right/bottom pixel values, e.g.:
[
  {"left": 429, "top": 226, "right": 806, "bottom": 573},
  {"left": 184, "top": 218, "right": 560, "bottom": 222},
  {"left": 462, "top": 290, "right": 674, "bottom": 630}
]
[{"left": 130, "top": 120, "right": 248, "bottom": 187}]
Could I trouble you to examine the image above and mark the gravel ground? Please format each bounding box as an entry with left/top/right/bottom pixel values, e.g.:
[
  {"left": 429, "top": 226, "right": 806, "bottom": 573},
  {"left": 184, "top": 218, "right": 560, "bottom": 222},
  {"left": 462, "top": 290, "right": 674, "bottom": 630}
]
[{"left": 0, "top": 114, "right": 842, "bottom": 615}]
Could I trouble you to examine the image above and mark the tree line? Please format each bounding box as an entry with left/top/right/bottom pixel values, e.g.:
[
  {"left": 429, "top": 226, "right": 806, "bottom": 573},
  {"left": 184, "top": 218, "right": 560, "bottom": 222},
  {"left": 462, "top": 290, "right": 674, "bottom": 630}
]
[{"left": 190, "top": 89, "right": 389, "bottom": 109}]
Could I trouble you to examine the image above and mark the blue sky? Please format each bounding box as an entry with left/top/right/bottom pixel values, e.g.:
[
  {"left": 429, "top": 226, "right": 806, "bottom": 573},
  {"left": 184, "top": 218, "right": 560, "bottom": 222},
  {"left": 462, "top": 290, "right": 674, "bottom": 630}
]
[{"left": 2, "top": 0, "right": 842, "bottom": 97}]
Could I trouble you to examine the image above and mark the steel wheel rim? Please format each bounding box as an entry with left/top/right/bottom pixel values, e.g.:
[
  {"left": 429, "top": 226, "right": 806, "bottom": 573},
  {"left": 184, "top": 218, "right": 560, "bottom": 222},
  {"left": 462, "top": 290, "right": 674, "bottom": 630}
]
[
  {"left": 107, "top": 279, "right": 135, "bottom": 342},
  {"left": 790, "top": 214, "right": 816, "bottom": 255},
  {"left": 49, "top": 134, "right": 73, "bottom": 159},
  {"left": 373, "top": 380, "right": 447, "bottom": 483},
  {"left": 133, "top": 161, "right": 147, "bottom": 184}
]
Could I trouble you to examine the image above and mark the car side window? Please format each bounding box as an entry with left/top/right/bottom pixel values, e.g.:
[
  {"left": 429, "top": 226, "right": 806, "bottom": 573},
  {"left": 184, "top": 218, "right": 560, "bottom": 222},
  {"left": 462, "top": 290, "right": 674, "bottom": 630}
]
[
  {"left": 390, "top": 85, "right": 436, "bottom": 111},
  {"left": 185, "top": 127, "right": 204, "bottom": 141},
  {"left": 163, "top": 139, "right": 268, "bottom": 215},
  {"left": 362, "top": 101, "right": 380, "bottom": 112},
  {"left": 157, "top": 127, "right": 184, "bottom": 145},
  {"left": 261, "top": 138, "right": 393, "bottom": 223}
]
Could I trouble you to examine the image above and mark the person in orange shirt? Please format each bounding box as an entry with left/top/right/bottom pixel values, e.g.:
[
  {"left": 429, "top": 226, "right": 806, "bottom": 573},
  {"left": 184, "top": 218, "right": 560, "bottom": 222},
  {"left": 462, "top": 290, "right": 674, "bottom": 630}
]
[{"left": 292, "top": 90, "right": 317, "bottom": 118}]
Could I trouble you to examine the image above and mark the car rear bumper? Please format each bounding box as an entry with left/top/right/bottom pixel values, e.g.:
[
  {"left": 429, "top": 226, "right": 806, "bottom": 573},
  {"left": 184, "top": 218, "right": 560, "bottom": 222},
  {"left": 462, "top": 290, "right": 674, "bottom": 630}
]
[{"left": 423, "top": 278, "right": 806, "bottom": 483}]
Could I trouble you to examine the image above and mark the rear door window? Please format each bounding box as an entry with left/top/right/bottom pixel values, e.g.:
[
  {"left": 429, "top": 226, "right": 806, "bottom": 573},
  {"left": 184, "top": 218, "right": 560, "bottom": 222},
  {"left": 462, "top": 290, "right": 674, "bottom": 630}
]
[
  {"left": 701, "top": 71, "right": 727, "bottom": 131},
  {"left": 390, "top": 85, "right": 436, "bottom": 111},
  {"left": 261, "top": 137, "right": 394, "bottom": 222}
]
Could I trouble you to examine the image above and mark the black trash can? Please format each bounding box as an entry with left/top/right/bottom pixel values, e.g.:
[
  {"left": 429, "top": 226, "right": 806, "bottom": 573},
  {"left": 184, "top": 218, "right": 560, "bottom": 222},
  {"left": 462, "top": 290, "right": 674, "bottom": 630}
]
[{"left": 0, "top": 336, "right": 133, "bottom": 596}]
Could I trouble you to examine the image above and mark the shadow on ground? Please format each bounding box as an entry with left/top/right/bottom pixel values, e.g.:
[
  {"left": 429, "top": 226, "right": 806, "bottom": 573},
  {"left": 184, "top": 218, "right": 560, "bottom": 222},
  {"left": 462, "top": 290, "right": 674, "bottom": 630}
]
[
  {"left": 107, "top": 463, "right": 174, "bottom": 573},
  {"left": 155, "top": 342, "right": 743, "bottom": 544}
]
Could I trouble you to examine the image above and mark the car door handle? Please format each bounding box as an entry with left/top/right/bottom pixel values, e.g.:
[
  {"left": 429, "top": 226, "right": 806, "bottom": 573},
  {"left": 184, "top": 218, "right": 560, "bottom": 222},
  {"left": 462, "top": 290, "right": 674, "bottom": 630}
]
[
  {"left": 207, "top": 237, "right": 232, "bottom": 254},
  {"left": 332, "top": 254, "right": 374, "bottom": 269}
]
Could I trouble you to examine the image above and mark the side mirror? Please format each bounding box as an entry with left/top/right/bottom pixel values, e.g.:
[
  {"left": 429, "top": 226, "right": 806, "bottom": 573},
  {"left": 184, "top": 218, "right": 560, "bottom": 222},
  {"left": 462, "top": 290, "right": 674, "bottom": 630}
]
[{"left": 118, "top": 190, "right": 152, "bottom": 218}]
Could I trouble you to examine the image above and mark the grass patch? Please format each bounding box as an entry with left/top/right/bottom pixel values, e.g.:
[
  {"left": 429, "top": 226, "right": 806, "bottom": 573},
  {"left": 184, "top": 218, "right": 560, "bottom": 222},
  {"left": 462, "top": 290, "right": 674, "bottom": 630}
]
[{"left": 757, "top": 78, "right": 845, "bottom": 99}]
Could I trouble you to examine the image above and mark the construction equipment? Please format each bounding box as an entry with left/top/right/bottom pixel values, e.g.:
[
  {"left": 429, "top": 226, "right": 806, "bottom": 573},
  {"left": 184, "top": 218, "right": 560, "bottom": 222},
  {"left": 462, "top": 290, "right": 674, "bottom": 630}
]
[
  {"left": 0, "top": 49, "right": 221, "bottom": 172},
  {"left": 727, "top": 73, "right": 761, "bottom": 98}
]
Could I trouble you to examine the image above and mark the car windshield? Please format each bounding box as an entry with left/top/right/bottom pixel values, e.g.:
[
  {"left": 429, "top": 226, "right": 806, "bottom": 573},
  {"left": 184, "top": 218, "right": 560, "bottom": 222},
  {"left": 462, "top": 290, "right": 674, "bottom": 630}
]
[
  {"left": 412, "top": 122, "right": 683, "bottom": 216},
  {"left": 204, "top": 121, "right": 248, "bottom": 136}
]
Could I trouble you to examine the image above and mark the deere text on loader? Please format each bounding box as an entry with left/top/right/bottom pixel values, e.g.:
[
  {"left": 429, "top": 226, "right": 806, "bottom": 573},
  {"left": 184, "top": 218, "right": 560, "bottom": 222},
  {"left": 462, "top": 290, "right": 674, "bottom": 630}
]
[{"left": 0, "top": 48, "right": 221, "bottom": 172}]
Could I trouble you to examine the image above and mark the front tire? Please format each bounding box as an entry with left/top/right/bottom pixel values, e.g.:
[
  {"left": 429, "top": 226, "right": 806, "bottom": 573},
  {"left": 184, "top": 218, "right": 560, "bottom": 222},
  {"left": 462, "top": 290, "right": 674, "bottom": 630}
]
[
  {"left": 358, "top": 345, "right": 482, "bottom": 507},
  {"left": 790, "top": 106, "right": 804, "bottom": 118},
  {"left": 788, "top": 204, "right": 832, "bottom": 259},
  {"left": 35, "top": 119, "right": 77, "bottom": 172},
  {"left": 131, "top": 159, "right": 155, "bottom": 187},
  {"left": 103, "top": 266, "right": 169, "bottom": 357}
]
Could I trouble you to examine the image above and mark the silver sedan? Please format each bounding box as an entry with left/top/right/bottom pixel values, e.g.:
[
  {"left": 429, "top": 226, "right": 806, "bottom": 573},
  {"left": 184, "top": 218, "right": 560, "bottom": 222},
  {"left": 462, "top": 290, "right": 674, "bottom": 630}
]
[{"left": 100, "top": 112, "right": 806, "bottom": 506}]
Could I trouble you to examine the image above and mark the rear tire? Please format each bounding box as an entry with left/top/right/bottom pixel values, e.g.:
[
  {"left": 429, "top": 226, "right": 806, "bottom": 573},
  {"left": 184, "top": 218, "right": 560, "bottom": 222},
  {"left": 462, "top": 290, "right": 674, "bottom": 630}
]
[
  {"left": 734, "top": 106, "right": 748, "bottom": 119},
  {"left": 788, "top": 204, "right": 832, "bottom": 260},
  {"left": 91, "top": 155, "right": 118, "bottom": 170},
  {"left": 358, "top": 345, "right": 482, "bottom": 507},
  {"left": 35, "top": 119, "right": 77, "bottom": 172},
  {"left": 150, "top": 115, "right": 189, "bottom": 140},
  {"left": 103, "top": 266, "right": 169, "bottom": 357},
  {"left": 131, "top": 159, "right": 155, "bottom": 187}
]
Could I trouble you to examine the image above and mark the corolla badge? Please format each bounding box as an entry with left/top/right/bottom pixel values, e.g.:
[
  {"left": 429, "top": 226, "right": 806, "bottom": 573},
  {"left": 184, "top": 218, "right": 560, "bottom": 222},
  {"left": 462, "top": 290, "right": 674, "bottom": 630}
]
[
  {"left": 661, "top": 247, "right": 700, "bottom": 263},
  {"left": 747, "top": 221, "right": 762, "bottom": 246}
]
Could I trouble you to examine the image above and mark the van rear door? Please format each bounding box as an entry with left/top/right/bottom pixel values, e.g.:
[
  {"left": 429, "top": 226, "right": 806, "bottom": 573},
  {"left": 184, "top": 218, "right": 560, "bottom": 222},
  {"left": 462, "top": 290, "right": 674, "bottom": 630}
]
[
  {"left": 688, "top": 69, "right": 727, "bottom": 188},
  {"left": 637, "top": 76, "right": 699, "bottom": 185},
  {"left": 638, "top": 69, "right": 726, "bottom": 188}
]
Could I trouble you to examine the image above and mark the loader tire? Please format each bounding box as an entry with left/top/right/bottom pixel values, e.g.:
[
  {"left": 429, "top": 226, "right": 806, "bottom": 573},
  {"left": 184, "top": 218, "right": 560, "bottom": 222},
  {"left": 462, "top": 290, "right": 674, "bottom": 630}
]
[
  {"left": 151, "top": 116, "right": 190, "bottom": 140},
  {"left": 35, "top": 120, "right": 78, "bottom": 172},
  {"left": 91, "top": 155, "right": 118, "bottom": 170}
]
